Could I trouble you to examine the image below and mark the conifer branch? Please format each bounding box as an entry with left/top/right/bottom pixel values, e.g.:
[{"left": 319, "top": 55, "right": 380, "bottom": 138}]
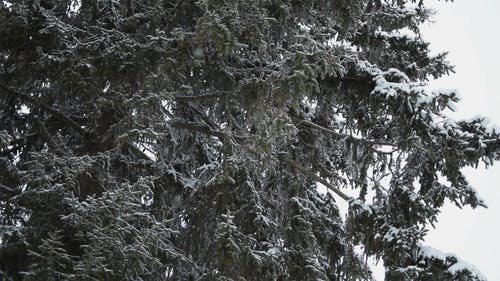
[
  {"left": 187, "top": 104, "right": 220, "bottom": 130},
  {"left": 170, "top": 121, "right": 225, "bottom": 139},
  {"left": 278, "top": 153, "right": 352, "bottom": 202},
  {"left": 120, "top": 142, "right": 154, "bottom": 162},
  {"left": 173, "top": 92, "right": 225, "bottom": 102},
  {"left": 293, "top": 117, "right": 397, "bottom": 147},
  {"left": 0, "top": 84, "right": 85, "bottom": 135},
  {"left": 37, "top": 121, "right": 64, "bottom": 156},
  {"left": 0, "top": 183, "right": 19, "bottom": 197}
]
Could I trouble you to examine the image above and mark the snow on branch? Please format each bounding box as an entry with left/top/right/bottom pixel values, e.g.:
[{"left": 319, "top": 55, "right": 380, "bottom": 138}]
[{"left": 419, "top": 245, "right": 487, "bottom": 281}]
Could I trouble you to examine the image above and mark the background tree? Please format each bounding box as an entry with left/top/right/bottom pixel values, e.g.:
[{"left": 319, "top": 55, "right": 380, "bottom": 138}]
[{"left": 0, "top": 0, "right": 498, "bottom": 280}]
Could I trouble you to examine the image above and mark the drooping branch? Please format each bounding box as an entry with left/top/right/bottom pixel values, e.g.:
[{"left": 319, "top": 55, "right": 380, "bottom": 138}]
[
  {"left": 0, "top": 84, "right": 85, "bottom": 135},
  {"left": 120, "top": 141, "right": 154, "bottom": 161},
  {"left": 187, "top": 104, "right": 220, "bottom": 130},
  {"left": 293, "top": 117, "right": 397, "bottom": 147},
  {"left": 37, "top": 121, "right": 64, "bottom": 156},
  {"left": 0, "top": 183, "right": 20, "bottom": 199},
  {"left": 278, "top": 152, "right": 352, "bottom": 202},
  {"left": 170, "top": 121, "right": 225, "bottom": 139},
  {"left": 173, "top": 92, "right": 225, "bottom": 102}
]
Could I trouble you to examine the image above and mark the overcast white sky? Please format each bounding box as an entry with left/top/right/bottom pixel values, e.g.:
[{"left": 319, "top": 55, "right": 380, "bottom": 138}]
[
  {"left": 421, "top": 1, "right": 500, "bottom": 280},
  {"left": 369, "top": 1, "right": 500, "bottom": 280}
]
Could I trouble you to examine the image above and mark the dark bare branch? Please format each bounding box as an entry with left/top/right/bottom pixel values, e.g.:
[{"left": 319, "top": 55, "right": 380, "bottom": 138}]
[
  {"left": 278, "top": 153, "right": 352, "bottom": 202},
  {"left": 293, "top": 117, "right": 397, "bottom": 147},
  {"left": 188, "top": 104, "right": 219, "bottom": 130},
  {"left": 170, "top": 121, "right": 225, "bottom": 139},
  {"left": 0, "top": 84, "right": 85, "bottom": 135},
  {"left": 0, "top": 183, "right": 20, "bottom": 197},
  {"left": 37, "top": 121, "right": 64, "bottom": 156},
  {"left": 173, "top": 92, "right": 225, "bottom": 102},
  {"left": 121, "top": 141, "right": 154, "bottom": 162}
]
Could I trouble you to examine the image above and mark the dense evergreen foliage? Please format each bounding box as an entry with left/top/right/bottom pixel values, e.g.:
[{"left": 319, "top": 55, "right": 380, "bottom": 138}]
[{"left": 1, "top": 0, "right": 499, "bottom": 280}]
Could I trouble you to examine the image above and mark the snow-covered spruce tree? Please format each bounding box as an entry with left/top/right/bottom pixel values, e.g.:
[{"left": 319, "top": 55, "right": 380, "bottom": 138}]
[{"left": 0, "top": 0, "right": 498, "bottom": 280}]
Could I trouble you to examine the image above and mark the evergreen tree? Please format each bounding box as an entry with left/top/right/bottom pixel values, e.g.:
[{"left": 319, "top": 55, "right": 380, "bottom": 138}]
[{"left": 0, "top": 0, "right": 498, "bottom": 280}]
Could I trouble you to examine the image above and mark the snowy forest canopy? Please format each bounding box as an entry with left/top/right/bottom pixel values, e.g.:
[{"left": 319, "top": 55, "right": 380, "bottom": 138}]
[{"left": 0, "top": 0, "right": 499, "bottom": 280}]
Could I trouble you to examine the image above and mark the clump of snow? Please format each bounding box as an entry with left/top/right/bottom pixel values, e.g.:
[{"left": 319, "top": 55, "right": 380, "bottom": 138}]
[
  {"left": 357, "top": 60, "right": 424, "bottom": 98},
  {"left": 464, "top": 115, "right": 500, "bottom": 134},
  {"left": 327, "top": 33, "right": 358, "bottom": 53},
  {"left": 374, "top": 27, "right": 417, "bottom": 40},
  {"left": 372, "top": 75, "right": 411, "bottom": 97},
  {"left": 298, "top": 22, "right": 311, "bottom": 33},
  {"left": 448, "top": 261, "right": 486, "bottom": 280},
  {"left": 67, "top": 0, "right": 82, "bottom": 17},
  {"left": 419, "top": 245, "right": 448, "bottom": 261},
  {"left": 349, "top": 199, "right": 373, "bottom": 215},
  {"left": 419, "top": 245, "right": 487, "bottom": 281},
  {"left": 356, "top": 61, "right": 465, "bottom": 120},
  {"left": 2, "top": 0, "right": 12, "bottom": 9}
]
